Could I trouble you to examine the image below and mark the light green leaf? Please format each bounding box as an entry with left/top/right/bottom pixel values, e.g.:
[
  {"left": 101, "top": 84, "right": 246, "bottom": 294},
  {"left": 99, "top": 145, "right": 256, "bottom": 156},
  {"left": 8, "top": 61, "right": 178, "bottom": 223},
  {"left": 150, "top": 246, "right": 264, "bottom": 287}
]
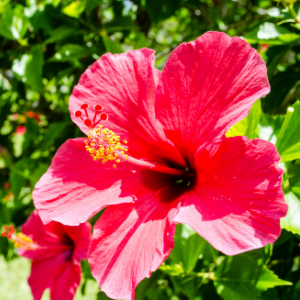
[
  {"left": 245, "top": 22, "right": 299, "bottom": 45},
  {"left": 62, "top": 1, "right": 86, "bottom": 18},
  {"left": 226, "top": 100, "right": 261, "bottom": 139},
  {"left": 281, "top": 192, "right": 300, "bottom": 235},
  {"left": 276, "top": 101, "right": 300, "bottom": 162},
  {"left": 159, "top": 263, "right": 184, "bottom": 276},
  {"left": 214, "top": 253, "right": 291, "bottom": 300}
]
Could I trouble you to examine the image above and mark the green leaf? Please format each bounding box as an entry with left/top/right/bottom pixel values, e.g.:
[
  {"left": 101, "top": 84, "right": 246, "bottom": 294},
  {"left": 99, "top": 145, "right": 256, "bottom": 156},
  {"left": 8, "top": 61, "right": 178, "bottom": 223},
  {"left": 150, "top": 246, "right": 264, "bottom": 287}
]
[
  {"left": 44, "top": 26, "right": 77, "bottom": 44},
  {"left": 264, "top": 46, "right": 289, "bottom": 80},
  {"left": 0, "top": 4, "right": 28, "bottom": 40},
  {"left": 281, "top": 192, "right": 300, "bottom": 235},
  {"left": 159, "top": 263, "right": 184, "bottom": 276},
  {"left": 9, "top": 168, "right": 26, "bottom": 199},
  {"left": 276, "top": 101, "right": 300, "bottom": 162},
  {"left": 102, "top": 36, "right": 123, "bottom": 54},
  {"left": 226, "top": 100, "right": 261, "bottom": 139},
  {"left": 170, "top": 233, "right": 207, "bottom": 273},
  {"left": 258, "top": 113, "right": 285, "bottom": 144},
  {"left": 245, "top": 22, "right": 299, "bottom": 45},
  {"left": 23, "top": 116, "right": 40, "bottom": 152},
  {"left": 51, "top": 44, "right": 92, "bottom": 61},
  {"left": 262, "top": 70, "right": 299, "bottom": 113},
  {"left": 214, "top": 253, "right": 291, "bottom": 300},
  {"left": 12, "top": 46, "right": 44, "bottom": 93},
  {"left": 29, "top": 163, "right": 49, "bottom": 187},
  {"left": 85, "top": 0, "right": 100, "bottom": 13},
  {"left": 62, "top": 1, "right": 86, "bottom": 18},
  {"left": 291, "top": 180, "right": 300, "bottom": 199},
  {"left": 42, "top": 121, "right": 70, "bottom": 150}
]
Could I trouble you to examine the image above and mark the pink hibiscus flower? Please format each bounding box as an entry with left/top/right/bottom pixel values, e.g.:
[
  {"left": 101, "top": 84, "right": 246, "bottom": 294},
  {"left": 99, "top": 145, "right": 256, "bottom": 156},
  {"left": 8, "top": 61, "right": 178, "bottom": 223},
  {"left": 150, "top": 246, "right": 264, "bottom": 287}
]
[
  {"left": 17, "top": 211, "right": 91, "bottom": 300},
  {"left": 33, "top": 32, "right": 287, "bottom": 299}
]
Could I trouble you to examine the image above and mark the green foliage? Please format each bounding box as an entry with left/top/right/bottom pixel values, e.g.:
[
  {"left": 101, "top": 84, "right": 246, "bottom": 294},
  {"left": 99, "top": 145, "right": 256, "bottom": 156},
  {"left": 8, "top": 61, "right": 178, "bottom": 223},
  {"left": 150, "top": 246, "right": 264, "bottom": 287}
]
[
  {"left": 281, "top": 192, "right": 300, "bottom": 235},
  {"left": 226, "top": 100, "right": 262, "bottom": 140},
  {"left": 1, "top": 0, "right": 300, "bottom": 299},
  {"left": 214, "top": 252, "right": 291, "bottom": 300},
  {"left": 276, "top": 102, "right": 300, "bottom": 162}
]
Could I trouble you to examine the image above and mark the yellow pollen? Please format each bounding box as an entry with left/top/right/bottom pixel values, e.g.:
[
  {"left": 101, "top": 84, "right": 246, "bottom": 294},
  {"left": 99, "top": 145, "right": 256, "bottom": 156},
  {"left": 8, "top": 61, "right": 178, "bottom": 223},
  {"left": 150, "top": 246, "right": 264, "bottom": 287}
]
[
  {"left": 13, "top": 233, "right": 37, "bottom": 250},
  {"left": 85, "top": 127, "right": 129, "bottom": 166}
]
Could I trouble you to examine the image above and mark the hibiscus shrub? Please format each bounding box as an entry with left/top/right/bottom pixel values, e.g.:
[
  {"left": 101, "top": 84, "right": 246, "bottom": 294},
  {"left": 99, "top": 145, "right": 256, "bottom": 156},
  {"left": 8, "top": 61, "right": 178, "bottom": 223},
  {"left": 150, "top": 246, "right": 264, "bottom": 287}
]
[{"left": 1, "top": 1, "right": 300, "bottom": 300}]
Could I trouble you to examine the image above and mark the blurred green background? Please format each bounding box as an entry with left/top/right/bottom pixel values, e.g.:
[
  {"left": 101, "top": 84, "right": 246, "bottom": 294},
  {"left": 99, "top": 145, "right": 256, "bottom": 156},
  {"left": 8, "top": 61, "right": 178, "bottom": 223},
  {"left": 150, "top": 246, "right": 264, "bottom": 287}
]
[{"left": 1, "top": 0, "right": 300, "bottom": 299}]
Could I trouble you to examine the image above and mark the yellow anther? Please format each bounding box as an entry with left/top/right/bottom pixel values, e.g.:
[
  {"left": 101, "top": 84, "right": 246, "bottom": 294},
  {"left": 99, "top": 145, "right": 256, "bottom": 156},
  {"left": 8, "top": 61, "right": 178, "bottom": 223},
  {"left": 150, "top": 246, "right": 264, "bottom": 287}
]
[
  {"left": 123, "top": 140, "right": 128, "bottom": 144},
  {"left": 124, "top": 155, "right": 128, "bottom": 159},
  {"left": 113, "top": 164, "right": 117, "bottom": 168},
  {"left": 85, "top": 127, "right": 129, "bottom": 168}
]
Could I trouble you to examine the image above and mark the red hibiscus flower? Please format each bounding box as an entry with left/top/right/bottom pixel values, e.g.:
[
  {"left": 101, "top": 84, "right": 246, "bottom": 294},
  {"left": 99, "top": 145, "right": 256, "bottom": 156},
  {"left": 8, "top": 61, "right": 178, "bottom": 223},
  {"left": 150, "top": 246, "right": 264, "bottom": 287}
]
[
  {"left": 17, "top": 211, "right": 91, "bottom": 300},
  {"left": 33, "top": 32, "right": 287, "bottom": 299}
]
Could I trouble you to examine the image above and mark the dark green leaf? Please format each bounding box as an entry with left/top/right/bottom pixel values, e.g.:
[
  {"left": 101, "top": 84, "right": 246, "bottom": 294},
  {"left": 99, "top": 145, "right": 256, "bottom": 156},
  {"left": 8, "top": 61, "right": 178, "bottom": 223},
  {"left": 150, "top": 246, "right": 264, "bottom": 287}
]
[{"left": 42, "top": 121, "right": 70, "bottom": 150}]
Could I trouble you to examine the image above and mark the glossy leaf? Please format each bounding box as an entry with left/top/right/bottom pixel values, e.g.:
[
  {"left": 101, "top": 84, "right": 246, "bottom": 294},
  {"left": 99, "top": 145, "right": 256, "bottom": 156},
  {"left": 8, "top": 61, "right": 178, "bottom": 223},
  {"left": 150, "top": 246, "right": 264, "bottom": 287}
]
[
  {"left": 226, "top": 100, "right": 261, "bottom": 139},
  {"left": 281, "top": 192, "right": 300, "bottom": 235},
  {"left": 214, "top": 253, "right": 291, "bottom": 300},
  {"left": 276, "top": 102, "right": 300, "bottom": 162}
]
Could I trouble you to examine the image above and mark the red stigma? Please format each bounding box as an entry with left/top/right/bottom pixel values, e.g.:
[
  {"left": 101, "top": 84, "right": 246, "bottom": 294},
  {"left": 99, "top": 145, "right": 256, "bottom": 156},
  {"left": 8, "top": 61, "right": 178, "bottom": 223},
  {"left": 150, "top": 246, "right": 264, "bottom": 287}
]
[
  {"left": 75, "top": 102, "right": 108, "bottom": 128},
  {"left": 75, "top": 111, "right": 82, "bottom": 117},
  {"left": 84, "top": 119, "right": 92, "bottom": 127},
  {"left": 101, "top": 113, "right": 108, "bottom": 120}
]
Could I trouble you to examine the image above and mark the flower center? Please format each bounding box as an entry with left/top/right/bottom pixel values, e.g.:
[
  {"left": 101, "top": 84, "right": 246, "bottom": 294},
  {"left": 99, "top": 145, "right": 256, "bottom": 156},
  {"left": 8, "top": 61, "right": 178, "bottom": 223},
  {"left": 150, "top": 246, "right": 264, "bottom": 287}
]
[
  {"left": 86, "top": 125, "right": 129, "bottom": 168},
  {"left": 1, "top": 225, "right": 38, "bottom": 250},
  {"left": 76, "top": 103, "right": 192, "bottom": 178}
]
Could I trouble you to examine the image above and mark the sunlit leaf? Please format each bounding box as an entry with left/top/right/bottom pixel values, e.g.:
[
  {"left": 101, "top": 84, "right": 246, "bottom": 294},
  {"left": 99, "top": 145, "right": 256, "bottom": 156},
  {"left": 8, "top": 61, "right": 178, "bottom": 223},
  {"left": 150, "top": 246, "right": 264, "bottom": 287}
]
[
  {"left": 276, "top": 102, "right": 300, "bottom": 162},
  {"left": 281, "top": 192, "right": 300, "bottom": 235},
  {"left": 62, "top": 1, "right": 86, "bottom": 18},
  {"left": 226, "top": 100, "right": 261, "bottom": 139}
]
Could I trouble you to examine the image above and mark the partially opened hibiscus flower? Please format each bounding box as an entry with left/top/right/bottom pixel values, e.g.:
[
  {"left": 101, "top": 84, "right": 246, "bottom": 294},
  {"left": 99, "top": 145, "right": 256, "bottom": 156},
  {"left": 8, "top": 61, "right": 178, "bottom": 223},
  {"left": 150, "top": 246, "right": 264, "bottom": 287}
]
[
  {"left": 10, "top": 211, "right": 91, "bottom": 300},
  {"left": 33, "top": 32, "right": 287, "bottom": 299}
]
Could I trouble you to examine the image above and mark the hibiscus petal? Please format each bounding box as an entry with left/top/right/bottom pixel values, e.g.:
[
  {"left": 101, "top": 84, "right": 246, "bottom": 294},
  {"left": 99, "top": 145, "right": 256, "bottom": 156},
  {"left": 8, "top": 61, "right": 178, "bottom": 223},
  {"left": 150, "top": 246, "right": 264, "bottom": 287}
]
[
  {"left": 33, "top": 138, "right": 176, "bottom": 225},
  {"left": 50, "top": 263, "right": 81, "bottom": 300},
  {"left": 155, "top": 31, "right": 270, "bottom": 159},
  {"left": 174, "top": 136, "right": 287, "bottom": 255},
  {"left": 28, "top": 253, "right": 68, "bottom": 300},
  {"left": 69, "top": 48, "right": 184, "bottom": 165},
  {"left": 19, "top": 211, "right": 70, "bottom": 260},
  {"left": 64, "top": 222, "right": 91, "bottom": 263},
  {"left": 88, "top": 194, "right": 180, "bottom": 300}
]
